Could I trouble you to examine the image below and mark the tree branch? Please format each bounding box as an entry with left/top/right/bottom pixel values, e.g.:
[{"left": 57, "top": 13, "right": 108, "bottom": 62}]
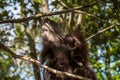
[
  {"left": 0, "top": 42, "right": 92, "bottom": 80},
  {"left": 0, "top": 0, "right": 107, "bottom": 24},
  {"left": 58, "top": 0, "right": 103, "bottom": 9},
  {"left": 58, "top": 0, "right": 110, "bottom": 23},
  {"left": 86, "top": 23, "right": 120, "bottom": 40}
]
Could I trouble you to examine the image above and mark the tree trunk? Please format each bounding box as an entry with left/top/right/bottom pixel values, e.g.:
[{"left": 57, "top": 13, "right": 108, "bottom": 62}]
[
  {"left": 41, "top": 0, "right": 50, "bottom": 13},
  {"left": 24, "top": 22, "right": 41, "bottom": 80}
]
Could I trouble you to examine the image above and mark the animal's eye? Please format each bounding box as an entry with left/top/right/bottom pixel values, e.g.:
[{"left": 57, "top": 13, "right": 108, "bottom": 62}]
[{"left": 42, "top": 28, "right": 48, "bottom": 32}]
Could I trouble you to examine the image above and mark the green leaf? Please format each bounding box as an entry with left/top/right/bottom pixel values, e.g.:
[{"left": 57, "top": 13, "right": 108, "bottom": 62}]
[{"left": 33, "top": 0, "right": 41, "bottom": 3}]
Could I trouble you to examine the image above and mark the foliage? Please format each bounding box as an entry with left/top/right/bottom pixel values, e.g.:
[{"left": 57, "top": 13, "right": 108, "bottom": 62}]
[
  {"left": 0, "top": 0, "right": 120, "bottom": 80},
  {"left": 0, "top": 51, "right": 20, "bottom": 80}
]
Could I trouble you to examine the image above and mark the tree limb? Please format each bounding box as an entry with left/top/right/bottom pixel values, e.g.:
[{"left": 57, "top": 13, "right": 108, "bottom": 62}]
[
  {"left": 0, "top": 0, "right": 108, "bottom": 24},
  {"left": 86, "top": 23, "right": 120, "bottom": 40},
  {"left": 0, "top": 42, "right": 92, "bottom": 80},
  {"left": 58, "top": 0, "right": 110, "bottom": 23}
]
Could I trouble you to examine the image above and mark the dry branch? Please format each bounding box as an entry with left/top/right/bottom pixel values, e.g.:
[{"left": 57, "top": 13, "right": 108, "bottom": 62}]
[
  {"left": 0, "top": 42, "right": 92, "bottom": 80},
  {"left": 86, "top": 23, "right": 120, "bottom": 40}
]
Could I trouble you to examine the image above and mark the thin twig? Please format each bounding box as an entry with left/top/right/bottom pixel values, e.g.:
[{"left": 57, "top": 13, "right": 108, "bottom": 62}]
[
  {"left": 86, "top": 23, "right": 120, "bottom": 41},
  {"left": 0, "top": 42, "right": 92, "bottom": 80}
]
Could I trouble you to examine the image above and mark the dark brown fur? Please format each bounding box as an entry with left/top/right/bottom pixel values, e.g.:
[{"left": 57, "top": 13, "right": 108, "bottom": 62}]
[
  {"left": 40, "top": 19, "right": 96, "bottom": 80},
  {"left": 64, "top": 33, "right": 89, "bottom": 66},
  {"left": 64, "top": 34, "right": 96, "bottom": 80}
]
